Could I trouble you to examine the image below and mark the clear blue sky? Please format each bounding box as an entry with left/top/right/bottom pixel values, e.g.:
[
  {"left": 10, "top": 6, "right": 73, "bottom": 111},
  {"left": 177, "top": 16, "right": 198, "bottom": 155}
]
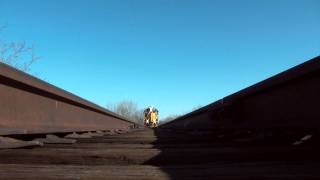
[{"left": 1, "top": 0, "right": 319, "bottom": 119}]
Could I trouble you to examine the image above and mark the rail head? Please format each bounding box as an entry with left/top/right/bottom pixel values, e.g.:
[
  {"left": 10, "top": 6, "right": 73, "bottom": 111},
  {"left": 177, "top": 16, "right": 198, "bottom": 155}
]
[
  {"left": 0, "top": 62, "right": 136, "bottom": 135},
  {"left": 0, "top": 62, "right": 131, "bottom": 122}
]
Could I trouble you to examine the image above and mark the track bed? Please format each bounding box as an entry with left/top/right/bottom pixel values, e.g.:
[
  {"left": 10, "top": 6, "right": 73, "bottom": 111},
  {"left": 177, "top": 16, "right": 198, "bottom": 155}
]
[{"left": 0, "top": 128, "right": 319, "bottom": 179}]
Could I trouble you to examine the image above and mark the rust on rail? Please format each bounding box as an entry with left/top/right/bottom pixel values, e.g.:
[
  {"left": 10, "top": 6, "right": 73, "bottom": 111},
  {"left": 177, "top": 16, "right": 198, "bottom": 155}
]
[{"left": 0, "top": 62, "right": 136, "bottom": 135}]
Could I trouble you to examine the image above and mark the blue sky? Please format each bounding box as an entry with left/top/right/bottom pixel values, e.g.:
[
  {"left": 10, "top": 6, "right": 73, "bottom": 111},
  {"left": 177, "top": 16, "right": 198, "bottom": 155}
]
[{"left": 1, "top": 0, "right": 319, "bottom": 119}]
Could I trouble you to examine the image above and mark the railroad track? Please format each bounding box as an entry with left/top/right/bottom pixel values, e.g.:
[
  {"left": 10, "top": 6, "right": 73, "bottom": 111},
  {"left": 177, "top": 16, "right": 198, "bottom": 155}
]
[
  {"left": 0, "top": 128, "right": 320, "bottom": 179},
  {"left": 0, "top": 56, "right": 320, "bottom": 179}
]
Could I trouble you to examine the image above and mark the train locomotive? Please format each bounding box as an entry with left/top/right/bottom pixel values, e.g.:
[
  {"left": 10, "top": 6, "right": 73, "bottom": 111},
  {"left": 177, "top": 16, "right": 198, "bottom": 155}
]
[{"left": 144, "top": 106, "right": 159, "bottom": 128}]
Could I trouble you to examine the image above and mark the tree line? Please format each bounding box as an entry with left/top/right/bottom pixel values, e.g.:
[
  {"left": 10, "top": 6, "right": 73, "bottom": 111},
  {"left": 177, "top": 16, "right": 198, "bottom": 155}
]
[{"left": 107, "top": 100, "right": 202, "bottom": 125}]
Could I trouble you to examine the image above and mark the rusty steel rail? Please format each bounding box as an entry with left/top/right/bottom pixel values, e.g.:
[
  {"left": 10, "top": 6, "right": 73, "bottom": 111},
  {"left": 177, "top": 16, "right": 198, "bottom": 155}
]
[
  {"left": 161, "top": 56, "right": 320, "bottom": 130},
  {"left": 0, "top": 62, "right": 135, "bottom": 135}
]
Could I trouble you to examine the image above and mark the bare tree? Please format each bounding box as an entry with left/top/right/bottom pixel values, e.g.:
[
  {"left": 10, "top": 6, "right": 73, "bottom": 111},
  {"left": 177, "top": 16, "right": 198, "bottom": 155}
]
[
  {"left": 160, "top": 105, "right": 202, "bottom": 125},
  {"left": 160, "top": 114, "right": 181, "bottom": 125},
  {"left": 192, "top": 105, "right": 203, "bottom": 111},
  {"left": 107, "top": 100, "right": 144, "bottom": 125},
  {"left": 0, "top": 25, "right": 38, "bottom": 72}
]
